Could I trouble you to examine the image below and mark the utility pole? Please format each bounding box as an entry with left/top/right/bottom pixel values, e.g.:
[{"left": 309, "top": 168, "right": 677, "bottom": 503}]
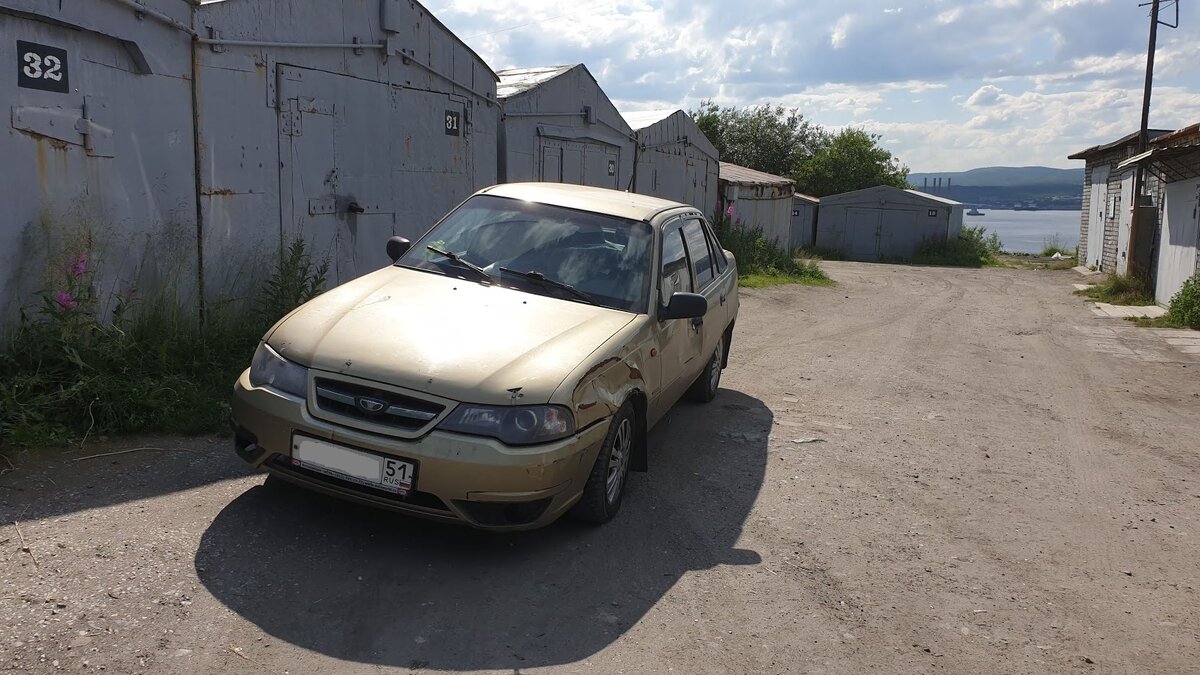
[{"left": 1128, "top": 0, "right": 1177, "bottom": 282}]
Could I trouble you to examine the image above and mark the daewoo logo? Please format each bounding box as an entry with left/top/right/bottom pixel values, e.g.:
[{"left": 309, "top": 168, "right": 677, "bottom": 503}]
[{"left": 356, "top": 397, "right": 387, "bottom": 413}]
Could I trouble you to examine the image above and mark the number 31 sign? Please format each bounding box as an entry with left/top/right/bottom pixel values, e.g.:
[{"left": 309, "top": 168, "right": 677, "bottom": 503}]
[{"left": 18, "top": 41, "right": 69, "bottom": 94}]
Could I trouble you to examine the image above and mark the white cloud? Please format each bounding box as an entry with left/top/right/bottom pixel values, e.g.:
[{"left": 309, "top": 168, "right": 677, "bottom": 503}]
[
  {"left": 966, "top": 85, "right": 1004, "bottom": 107},
  {"left": 830, "top": 14, "right": 853, "bottom": 48},
  {"left": 425, "top": 0, "right": 1200, "bottom": 170}
]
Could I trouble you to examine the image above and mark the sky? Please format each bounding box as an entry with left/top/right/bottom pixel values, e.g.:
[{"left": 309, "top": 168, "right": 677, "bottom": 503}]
[{"left": 426, "top": 0, "right": 1200, "bottom": 172}]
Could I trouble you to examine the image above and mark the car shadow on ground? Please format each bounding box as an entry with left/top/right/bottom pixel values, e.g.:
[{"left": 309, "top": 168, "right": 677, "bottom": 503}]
[{"left": 194, "top": 388, "right": 771, "bottom": 670}]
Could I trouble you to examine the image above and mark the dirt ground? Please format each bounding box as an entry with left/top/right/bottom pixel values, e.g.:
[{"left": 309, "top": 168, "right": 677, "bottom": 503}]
[{"left": 3, "top": 262, "right": 1200, "bottom": 674}]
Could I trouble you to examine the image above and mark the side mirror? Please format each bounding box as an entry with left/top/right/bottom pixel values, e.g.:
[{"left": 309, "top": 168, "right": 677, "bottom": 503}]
[
  {"left": 658, "top": 292, "right": 708, "bottom": 321},
  {"left": 386, "top": 236, "right": 411, "bottom": 262}
]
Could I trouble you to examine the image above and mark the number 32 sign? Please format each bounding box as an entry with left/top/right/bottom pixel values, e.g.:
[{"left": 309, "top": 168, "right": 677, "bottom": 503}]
[{"left": 18, "top": 41, "right": 69, "bottom": 94}]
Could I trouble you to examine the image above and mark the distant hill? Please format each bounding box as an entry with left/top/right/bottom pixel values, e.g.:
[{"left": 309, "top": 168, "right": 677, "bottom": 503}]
[{"left": 908, "top": 166, "right": 1083, "bottom": 210}]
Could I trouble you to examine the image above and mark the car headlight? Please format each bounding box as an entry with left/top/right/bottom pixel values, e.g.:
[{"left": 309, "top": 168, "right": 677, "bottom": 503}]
[
  {"left": 437, "top": 404, "right": 576, "bottom": 445},
  {"left": 248, "top": 342, "right": 309, "bottom": 398}
]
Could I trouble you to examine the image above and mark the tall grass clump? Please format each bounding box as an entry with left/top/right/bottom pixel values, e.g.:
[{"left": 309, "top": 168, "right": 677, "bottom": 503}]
[
  {"left": 712, "top": 210, "right": 832, "bottom": 286},
  {"left": 1074, "top": 274, "right": 1155, "bottom": 306},
  {"left": 0, "top": 239, "right": 328, "bottom": 447},
  {"left": 911, "top": 225, "right": 1003, "bottom": 267},
  {"left": 1039, "top": 234, "right": 1074, "bottom": 258},
  {"left": 1165, "top": 273, "right": 1200, "bottom": 329}
]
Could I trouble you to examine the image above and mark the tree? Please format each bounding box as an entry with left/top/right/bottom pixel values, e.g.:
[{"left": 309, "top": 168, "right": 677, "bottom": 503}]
[
  {"left": 792, "top": 128, "right": 910, "bottom": 197},
  {"left": 690, "top": 101, "right": 821, "bottom": 178}
]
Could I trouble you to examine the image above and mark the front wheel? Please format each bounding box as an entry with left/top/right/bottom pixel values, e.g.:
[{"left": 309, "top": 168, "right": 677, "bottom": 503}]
[
  {"left": 570, "top": 401, "right": 636, "bottom": 524},
  {"left": 686, "top": 335, "right": 724, "bottom": 403}
]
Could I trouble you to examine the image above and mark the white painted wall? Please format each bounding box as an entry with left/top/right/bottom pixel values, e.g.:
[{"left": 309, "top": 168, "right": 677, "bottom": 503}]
[{"left": 1154, "top": 179, "right": 1200, "bottom": 307}]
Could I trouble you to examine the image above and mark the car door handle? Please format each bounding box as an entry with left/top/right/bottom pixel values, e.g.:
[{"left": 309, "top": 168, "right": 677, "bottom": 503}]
[
  {"left": 719, "top": 293, "right": 726, "bottom": 305},
  {"left": 691, "top": 316, "right": 704, "bottom": 329}
]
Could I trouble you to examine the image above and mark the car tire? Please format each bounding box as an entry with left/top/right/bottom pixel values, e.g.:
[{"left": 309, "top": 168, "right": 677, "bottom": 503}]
[
  {"left": 686, "top": 335, "right": 724, "bottom": 403},
  {"left": 570, "top": 400, "right": 636, "bottom": 524}
]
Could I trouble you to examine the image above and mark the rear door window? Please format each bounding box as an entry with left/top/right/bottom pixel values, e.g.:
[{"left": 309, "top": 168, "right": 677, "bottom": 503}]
[
  {"left": 681, "top": 219, "right": 715, "bottom": 289},
  {"left": 660, "top": 220, "right": 692, "bottom": 305}
]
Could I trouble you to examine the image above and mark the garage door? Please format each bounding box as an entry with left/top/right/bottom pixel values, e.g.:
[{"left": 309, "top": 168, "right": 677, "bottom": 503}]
[{"left": 1154, "top": 179, "right": 1200, "bottom": 306}]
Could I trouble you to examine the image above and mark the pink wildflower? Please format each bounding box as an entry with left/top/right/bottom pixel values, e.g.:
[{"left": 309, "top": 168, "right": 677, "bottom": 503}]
[
  {"left": 725, "top": 204, "right": 735, "bottom": 216},
  {"left": 69, "top": 253, "right": 88, "bottom": 277},
  {"left": 53, "top": 290, "right": 78, "bottom": 311}
]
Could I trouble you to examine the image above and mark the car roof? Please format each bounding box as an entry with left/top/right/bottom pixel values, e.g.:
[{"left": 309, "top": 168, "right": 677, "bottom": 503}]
[{"left": 478, "top": 182, "right": 695, "bottom": 223}]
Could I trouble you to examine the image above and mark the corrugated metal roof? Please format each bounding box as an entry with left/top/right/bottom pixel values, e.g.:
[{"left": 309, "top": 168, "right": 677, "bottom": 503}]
[
  {"left": 1068, "top": 129, "right": 1173, "bottom": 160},
  {"left": 496, "top": 65, "right": 576, "bottom": 99},
  {"left": 620, "top": 109, "right": 678, "bottom": 131},
  {"left": 823, "top": 185, "right": 962, "bottom": 207},
  {"left": 719, "top": 162, "right": 793, "bottom": 187},
  {"left": 905, "top": 189, "right": 962, "bottom": 206},
  {"left": 1151, "top": 123, "right": 1200, "bottom": 148}
]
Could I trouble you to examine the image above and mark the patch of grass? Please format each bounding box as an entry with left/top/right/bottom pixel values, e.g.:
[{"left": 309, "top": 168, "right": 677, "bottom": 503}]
[
  {"left": 1136, "top": 273, "right": 1200, "bottom": 329},
  {"left": 1073, "top": 274, "right": 1155, "bottom": 306},
  {"left": 793, "top": 246, "right": 845, "bottom": 262},
  {"left": 1039, "top": 234, "right": 1074, "bottom": 258},
  {"left": 910, "top": 225, "right": 1003, "bottom": 268},
  {"left": 0, "top": 238, "right": 328, "bottom": 447},
  {"left": 712, "top": 212, "right": 834, "bottom": 287},
  {"left": 740, "top": 269, "right": 837, "bottom": 288}
]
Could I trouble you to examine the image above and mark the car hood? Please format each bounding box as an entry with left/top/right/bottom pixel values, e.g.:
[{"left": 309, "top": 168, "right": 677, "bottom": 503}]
[{"left": 267, "top": 266, "right": 638, "bottom": 405}]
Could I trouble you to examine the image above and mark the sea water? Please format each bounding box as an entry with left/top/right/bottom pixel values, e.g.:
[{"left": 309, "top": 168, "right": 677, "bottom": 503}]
[{"left": 965, "top": 209, "right": 1081, "bottom": 255}]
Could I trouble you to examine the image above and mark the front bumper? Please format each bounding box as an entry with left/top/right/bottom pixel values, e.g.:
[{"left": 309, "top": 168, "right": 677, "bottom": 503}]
[{"left": 231, "top": 370, "right": 609, "bottom": 530}]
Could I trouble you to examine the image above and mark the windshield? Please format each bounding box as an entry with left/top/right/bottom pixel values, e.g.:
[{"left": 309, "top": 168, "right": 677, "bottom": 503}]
[{"left": 398, "top": 194, "right": 654, "bottom": 313}]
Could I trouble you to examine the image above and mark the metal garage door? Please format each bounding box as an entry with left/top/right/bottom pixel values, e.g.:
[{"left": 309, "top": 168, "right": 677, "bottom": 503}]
[
  {"left": 1154, "top": 179, "right": 1200, "bottom": 306},
  {"left": 846, "top": 208, "right": 880, "bottom": 260}
]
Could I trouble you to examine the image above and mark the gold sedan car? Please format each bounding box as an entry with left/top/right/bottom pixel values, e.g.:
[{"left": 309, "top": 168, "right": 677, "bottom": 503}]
[{"left": 232, "top": 183, "right": 739, "bottom": 530}]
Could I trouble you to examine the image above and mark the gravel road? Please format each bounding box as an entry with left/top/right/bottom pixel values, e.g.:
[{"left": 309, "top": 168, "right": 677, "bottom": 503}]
[{"left": 3, "top": 262, "right": 1199, "bottom": 674}]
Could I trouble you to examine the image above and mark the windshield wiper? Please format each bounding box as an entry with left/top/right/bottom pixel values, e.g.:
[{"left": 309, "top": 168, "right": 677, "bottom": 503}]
[
  {"left": 426, "top": 246, "right": 491, "bottom": 282},
  {"left": 499, "top": 267, "right": 593, "bottom": 303}
]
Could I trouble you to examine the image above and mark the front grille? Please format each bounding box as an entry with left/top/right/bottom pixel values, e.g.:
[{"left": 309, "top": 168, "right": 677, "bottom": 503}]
[
  {"left": 267, "top": 455, "right": 451, "bottom": 512},
  {"left": 313, "top": 377, "right": 445, "bottom": 432}
]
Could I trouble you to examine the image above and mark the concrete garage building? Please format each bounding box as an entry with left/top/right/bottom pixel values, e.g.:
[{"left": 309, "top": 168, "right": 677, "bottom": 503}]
[
  {"left": 718, "top": 162, "right": 797, "bottom": 250},
  {"left": 0, "top": 0, "right": 198, "bottom": 328},
  {"left": 622, "top": 109, "right": 719, "bottom": 215},
  {"left": 194, "top": 0, "right": 500, "bottom": 290},
  {"left": 1125, "top": 124, "right": 1200, "bottom": 307},
  {"left": 815, "top": 186, "right": 964, "bottom": 261},
  {"left": 791, "top": 193, "right": 820, "bottom": 249},
  {"left": 497, "top": 64, "right": 634, "bottom": 190},
  {"left": 1, "top": 0, "right": 502, "bottom": 329},
  {"left": 1069, "top": 130, "right": 1170, "bottom": 273}
]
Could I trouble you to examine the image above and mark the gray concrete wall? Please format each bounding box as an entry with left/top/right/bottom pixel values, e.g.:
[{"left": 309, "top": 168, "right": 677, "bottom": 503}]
[
  {"left": 789, "top": 200, "right": 817, "bottom": 249},
  {"left": 0, "top": 0, "right": 501, "bottom": 333},
  {"left": 815, "top": 187, "right": 961, "bottom": 260},
  {"left": 195, "top": 0, "right": 500, "bottom": 295},
  {"left": 722, "top": 182, "right": 795, "bottom": 250},
  {"left": 631, "top": 111, "right": 719, "bottom": 215},
  {"left": 500, "top": 66, "right": 634, "bottom": 191},
  {"left": 0, "top": 1, "right": 198, "bottom": 328}
]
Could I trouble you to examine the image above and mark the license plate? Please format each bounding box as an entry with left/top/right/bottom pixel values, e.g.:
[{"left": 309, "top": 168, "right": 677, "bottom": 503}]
[{"left": 290, "top": 435, "right": 415, "bottom": 496}]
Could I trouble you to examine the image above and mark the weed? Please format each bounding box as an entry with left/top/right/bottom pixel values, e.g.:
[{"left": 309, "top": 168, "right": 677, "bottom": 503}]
[
  {"left": 1073, "top": 274, "right": 1155, "bottom": 306},
  {"left": 1039, "top": 234, "right": 1074, "bottom": 258},
  {"left": 712, "top": 211, "right": 833, "bottom": 287},
  {"left": 911, "top": 225, "right": 1003, "bottom": 267},
  {"left": 1164, "top": 273, "right": 1200, "bottom": 329},
  {"left": 257, "top": 239, "right": 329, "bottom": 326},
  {"left": 0, "top": 238, "right": 328, "bottom": 447}
]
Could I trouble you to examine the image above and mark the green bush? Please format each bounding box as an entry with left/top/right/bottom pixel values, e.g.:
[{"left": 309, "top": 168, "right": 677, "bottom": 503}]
[
  {"left": 1166, "top": 273, "right": 1200, "bottom": 329},
  {"left": 1074, "top": 274, "right": 1155, "bottom": 306},
  {"left": 711, "top": 211, "right": 830, "bottom": 284},
  {"left": 911, "top": 225, "right": 1002, "bottom": 267},
  {"left": 0, "top": 239, "right": 328, "bottom": 446},
  {"left": 1039, "top": 234, "right": 1074, "bottom": 258}
]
